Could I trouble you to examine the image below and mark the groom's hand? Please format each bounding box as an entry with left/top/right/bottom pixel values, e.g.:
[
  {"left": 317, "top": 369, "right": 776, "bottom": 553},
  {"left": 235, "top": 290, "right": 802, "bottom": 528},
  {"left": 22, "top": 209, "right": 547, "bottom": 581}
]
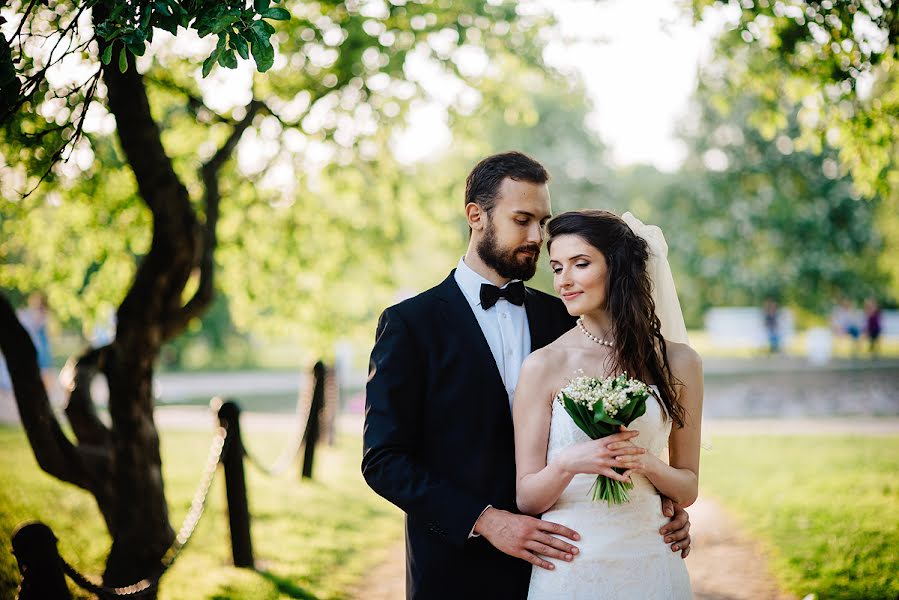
[
  {"left": 660, "top": 499, "right": 691, "bottom": 558},
  {"left": 473, "top": 507, "right": 580, "bottom": 570}
]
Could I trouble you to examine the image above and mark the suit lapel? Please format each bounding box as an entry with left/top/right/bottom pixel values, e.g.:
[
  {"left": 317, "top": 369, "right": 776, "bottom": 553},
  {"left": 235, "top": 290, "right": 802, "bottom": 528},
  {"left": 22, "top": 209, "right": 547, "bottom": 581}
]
[
  {"left": 435, "top": 272, "right": 507, "bottom": 398},
  {"left": 524, "top": 287, "right": 553, "bottom": 352}
]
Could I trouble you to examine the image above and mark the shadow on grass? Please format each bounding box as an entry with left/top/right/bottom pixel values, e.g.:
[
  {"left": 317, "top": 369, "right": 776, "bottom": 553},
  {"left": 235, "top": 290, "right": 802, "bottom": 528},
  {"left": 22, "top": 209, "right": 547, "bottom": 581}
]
[{"left": 257, "top": 570, "right": 319, "bottom": 600}]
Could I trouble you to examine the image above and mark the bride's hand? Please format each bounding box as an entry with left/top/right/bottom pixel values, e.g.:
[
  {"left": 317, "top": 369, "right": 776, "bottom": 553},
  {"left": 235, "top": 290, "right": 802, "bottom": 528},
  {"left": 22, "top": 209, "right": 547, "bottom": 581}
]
[
  {"left": 552, "top": 430, "right": 645, "bottom": 481},
  {"left": 615, "top": 426, "right": 664, "bottom": 478}
]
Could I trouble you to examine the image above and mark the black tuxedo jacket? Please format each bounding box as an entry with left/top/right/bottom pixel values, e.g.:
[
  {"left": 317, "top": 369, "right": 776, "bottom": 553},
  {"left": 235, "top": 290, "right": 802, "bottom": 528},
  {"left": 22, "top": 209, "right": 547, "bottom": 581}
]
[{"left": 362, "top": 271, "right": 576, "bottom": 599}]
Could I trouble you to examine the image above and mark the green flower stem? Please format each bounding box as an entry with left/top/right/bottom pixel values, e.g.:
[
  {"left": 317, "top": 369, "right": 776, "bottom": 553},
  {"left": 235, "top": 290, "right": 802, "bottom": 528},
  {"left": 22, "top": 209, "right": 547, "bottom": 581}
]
[{"left": 592, "top": 471, "right": 634, "bottom": 505}]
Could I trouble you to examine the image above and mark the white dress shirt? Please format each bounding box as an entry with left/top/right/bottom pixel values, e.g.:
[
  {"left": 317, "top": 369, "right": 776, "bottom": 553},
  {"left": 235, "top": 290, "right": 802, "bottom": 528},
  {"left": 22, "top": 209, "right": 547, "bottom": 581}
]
[{"left": 454, "top": 257, "right": 531, "bottom": 406}]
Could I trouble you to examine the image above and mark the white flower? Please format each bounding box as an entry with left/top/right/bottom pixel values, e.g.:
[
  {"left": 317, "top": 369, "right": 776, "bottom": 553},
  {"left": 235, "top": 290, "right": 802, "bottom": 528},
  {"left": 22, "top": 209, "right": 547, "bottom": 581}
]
[{"left": 558, "top": 372, "right": 650, "bottom": 419}]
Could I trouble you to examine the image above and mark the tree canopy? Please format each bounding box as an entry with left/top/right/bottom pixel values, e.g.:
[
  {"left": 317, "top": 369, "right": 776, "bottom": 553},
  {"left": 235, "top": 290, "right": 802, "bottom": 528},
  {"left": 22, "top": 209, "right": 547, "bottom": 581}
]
[
  {"left": 690, "top": 0, "right": 898, "bottom": 198},
  {"left": 2, "top": 0, "right": 556, "bottom": 357},
  {"left": 689, "top": 0, "right": 899, "bottom": 295}
]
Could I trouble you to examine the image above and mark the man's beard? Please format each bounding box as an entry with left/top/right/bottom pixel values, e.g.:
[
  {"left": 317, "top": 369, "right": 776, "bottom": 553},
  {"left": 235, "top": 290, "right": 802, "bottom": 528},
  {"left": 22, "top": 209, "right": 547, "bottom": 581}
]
[{"left": 476, "top": 219, "right": 540, "bottom": 281}]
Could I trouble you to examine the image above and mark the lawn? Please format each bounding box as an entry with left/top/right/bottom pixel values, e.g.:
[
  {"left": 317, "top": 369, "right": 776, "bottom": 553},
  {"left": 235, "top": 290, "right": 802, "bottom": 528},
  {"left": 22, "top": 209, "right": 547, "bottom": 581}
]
[
  {"left": 0, "top": 425, "right": 403, "bottom": 599},
  {"left": 700, "top": 435, "right": 899, "bottom": 600}
]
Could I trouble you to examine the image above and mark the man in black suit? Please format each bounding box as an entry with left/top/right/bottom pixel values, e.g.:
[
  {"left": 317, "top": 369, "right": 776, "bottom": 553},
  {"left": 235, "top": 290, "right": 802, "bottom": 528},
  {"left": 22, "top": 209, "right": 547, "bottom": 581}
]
[{"left": 362, "top": 152, "right": 691, "bottom": 599}]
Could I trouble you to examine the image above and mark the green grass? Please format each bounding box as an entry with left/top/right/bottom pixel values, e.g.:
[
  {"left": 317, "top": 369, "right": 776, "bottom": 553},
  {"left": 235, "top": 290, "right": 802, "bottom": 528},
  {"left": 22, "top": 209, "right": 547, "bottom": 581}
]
[
  {"left": 0, "top": 426, "right": 403, "bottom": 599},
  {"left": 700, "top": 435, "right": 899, "bottom": 600}
]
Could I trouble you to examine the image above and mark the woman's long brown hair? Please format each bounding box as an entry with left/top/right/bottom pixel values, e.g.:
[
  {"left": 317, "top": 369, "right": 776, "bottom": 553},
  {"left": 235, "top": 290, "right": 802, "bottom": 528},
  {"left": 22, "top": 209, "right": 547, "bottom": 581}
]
[{"left": 547, "top": 210, "right": 685, "bottom": 427}]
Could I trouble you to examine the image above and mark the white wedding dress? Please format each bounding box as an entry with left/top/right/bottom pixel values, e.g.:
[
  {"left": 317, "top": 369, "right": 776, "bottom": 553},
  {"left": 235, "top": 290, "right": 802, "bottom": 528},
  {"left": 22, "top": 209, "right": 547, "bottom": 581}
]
[{"left": 528, "top": 389, "right": 692, "bottom": 599}]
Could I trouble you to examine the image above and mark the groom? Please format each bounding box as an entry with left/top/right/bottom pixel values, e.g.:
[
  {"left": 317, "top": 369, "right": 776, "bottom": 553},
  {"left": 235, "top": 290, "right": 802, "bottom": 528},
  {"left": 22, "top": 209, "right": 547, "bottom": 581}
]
[{"left": 362, "top": 152, "right": 691, "bottom": 599}]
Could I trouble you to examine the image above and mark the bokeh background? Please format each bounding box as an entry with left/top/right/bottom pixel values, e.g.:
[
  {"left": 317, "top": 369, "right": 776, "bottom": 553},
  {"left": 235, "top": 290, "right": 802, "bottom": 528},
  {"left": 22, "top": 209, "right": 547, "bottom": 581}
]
[{"left": 1, "top": 0, "right": 897, "bottom": 599}]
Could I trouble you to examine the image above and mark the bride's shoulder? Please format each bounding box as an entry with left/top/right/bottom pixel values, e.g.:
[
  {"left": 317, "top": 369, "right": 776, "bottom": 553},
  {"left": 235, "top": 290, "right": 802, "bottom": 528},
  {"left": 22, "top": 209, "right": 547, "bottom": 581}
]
[
  {"left": 521, "top": 331, "right": 581, "bottom": 376},
  {"left": 521, "top": 343, "right": 567, "bottom": 377},
  {"left": 665, "top": 341, "right": 703, "bottom": 377}
]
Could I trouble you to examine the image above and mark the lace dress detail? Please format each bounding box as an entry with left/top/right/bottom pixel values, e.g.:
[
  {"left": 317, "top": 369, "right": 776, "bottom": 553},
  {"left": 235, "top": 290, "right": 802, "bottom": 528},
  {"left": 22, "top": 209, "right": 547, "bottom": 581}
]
[{"left": 527, "top": 390, "right": 692, "bottom": 599}]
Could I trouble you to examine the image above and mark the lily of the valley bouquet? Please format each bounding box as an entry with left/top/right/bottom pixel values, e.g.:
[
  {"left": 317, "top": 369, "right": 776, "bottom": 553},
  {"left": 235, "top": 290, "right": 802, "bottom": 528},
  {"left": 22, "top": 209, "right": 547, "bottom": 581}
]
[{"left": 556, "top": 372, "right": 651, "bottom": 505}]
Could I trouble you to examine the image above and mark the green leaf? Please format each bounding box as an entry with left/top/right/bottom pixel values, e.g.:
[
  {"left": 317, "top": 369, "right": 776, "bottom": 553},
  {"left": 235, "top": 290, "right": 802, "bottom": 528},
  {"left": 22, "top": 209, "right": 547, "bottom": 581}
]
[
  {"left": 127, "top": 41, "right": 146, "bottom": 57},
  {"left": 211, "top": 14, "right": 240, "bottom": 34},
  {"left": 248, "top": 26, "right": 274, "bottom": 72},
  {"left": 164, "top": 0, "right": 187, "bottom": 20},
  {"left": 617, "top": 392, "right": 647, "bottom": 424},
  {"left": 597, "top": 412, "right": 624, "bottom": 426},
  {"left": 202, "top": 34, "right": 227, "bottom": 77},
  {"left": 231, "top": 32, "right": 249, "bottom": 59},
  {"left": 201, "top": 53, "right": 217, "bottom": 77},
  {"left": 109, "top": 3, "right": 125, "bottom": 20},
  {"left": 561, "top": 396, "right": 585, "bottom": 427},
  {"left": 194, "top": 14, "right": 215, "bottom": 37},
  {"left": 624, "top": 397, "right": 647, "bottom": 426},
  {"left": 261, "top": 8, "right": 290, "bottom": 21},
  {"left": 154, "top": 13, "right": 179, "bottom": 35},
  {"left": 218, "top": 49, "right": 238, "bottom": 69},
  {"left": 254, "top": 0, "right": 270, "bottom": 12},
  {"left": 118, "top": 47, "right": 128, "bottom": 72},
  {"left": 251, "top": 19, "right": 276, "bottom": 36},
  {"left": 139, "top": 8, "right": 152, "bottom": 30},
  {"left": 101, "top": 43, "right": 113, "bottom": 65}
]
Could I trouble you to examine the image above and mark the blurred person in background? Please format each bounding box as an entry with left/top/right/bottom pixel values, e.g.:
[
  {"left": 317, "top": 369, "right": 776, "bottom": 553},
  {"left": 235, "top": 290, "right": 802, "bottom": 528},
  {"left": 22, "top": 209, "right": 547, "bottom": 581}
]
[
  {"left": 830, "top": 297, "right": 863, "bottom": 357},
  {"left": 763, "top": 298, "right": 781, "bottom": 355},
  {"left": 16, "top": 292, "right": 58, "bottom": 404},
  {"left": 863, "top": 298, "right": 882, "bottom": 358}
]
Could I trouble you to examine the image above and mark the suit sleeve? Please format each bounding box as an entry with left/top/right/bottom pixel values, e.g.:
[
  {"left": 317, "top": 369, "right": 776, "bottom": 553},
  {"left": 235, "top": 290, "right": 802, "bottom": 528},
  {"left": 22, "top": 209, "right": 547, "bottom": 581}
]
[{"left": 361, "top": 306, "right": 487, "bottom": 547}]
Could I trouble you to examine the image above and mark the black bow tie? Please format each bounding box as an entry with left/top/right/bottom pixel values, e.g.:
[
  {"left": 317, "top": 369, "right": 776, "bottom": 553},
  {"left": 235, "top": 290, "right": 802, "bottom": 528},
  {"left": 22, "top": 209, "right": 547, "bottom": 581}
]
[{"left": 479, "top": 281, "right": 526, "bottom": 309}]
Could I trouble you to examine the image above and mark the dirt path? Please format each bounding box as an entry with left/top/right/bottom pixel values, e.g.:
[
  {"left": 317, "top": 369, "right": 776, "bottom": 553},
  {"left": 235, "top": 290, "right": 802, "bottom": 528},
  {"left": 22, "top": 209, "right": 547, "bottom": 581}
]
[
  {"left": 349, "top": 540, "right": 405, "bottom": 600},
  {"left": 689, "top": 496, "right": 796, "bottom": 600},
  {"left": 351, "top": 496, "right": 797, "bottom": 600}
]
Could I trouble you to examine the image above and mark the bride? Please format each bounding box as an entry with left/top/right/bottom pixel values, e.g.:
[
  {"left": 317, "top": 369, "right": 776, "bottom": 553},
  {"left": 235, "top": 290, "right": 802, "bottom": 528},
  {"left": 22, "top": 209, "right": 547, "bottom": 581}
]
[{"left": 513, "top": 210, "right": 702, "bottom": 599}]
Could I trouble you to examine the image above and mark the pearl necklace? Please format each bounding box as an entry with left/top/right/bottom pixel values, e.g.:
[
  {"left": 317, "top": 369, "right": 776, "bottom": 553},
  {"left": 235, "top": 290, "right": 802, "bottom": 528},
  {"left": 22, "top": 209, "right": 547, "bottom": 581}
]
[{"left": 577, "top": 317, "right": 614, "bottom": 347}]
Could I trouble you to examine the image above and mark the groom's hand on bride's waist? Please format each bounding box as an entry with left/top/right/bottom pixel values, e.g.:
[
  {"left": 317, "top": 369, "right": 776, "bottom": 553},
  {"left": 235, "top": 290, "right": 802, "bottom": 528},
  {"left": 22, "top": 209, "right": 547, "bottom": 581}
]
[
  {"left": 659, "top": 499, "right": 691, "bottom": 559},
  {"left": 472, "top": 507, "right": 581, "bottom": 570}
]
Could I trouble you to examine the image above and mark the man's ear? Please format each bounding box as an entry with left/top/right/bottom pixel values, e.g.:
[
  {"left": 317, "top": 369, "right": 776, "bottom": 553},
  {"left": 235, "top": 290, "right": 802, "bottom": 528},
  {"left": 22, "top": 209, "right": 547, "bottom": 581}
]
[{"left": 466, "top": 202, "right": 485, "bottom": 231}]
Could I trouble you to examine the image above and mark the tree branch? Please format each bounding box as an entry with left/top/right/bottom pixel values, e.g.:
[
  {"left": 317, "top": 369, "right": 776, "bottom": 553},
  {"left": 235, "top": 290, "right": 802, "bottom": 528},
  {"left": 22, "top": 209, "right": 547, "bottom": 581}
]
[
  {"left": 143, "top": 73, "right": 238, "bottom": 126},
  {"left": 63, "top": 346, "right": 112, "bottom": 447},
  {"left": 162, "top": 99, "right": 263, "bottom": 340},
  {"left": 0, "top": 293, "right": 95, "bottom": 490}
]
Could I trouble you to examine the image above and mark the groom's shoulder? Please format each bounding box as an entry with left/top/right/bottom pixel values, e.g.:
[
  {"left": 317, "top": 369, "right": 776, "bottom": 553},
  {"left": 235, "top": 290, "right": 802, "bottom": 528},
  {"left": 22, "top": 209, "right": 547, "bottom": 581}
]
[
  {"left": 379, "top": 274, "right": 451, "bottom": 320},
  {"left": 525, "top": 285, "right": 567, "bottom": 311}
]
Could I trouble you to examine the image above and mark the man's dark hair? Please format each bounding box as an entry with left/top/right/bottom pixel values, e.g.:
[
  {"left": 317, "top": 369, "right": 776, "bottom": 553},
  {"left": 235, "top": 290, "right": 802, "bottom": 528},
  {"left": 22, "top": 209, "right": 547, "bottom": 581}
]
[{"left": 464, "top": 151, "right": 549, "bottom": 214}]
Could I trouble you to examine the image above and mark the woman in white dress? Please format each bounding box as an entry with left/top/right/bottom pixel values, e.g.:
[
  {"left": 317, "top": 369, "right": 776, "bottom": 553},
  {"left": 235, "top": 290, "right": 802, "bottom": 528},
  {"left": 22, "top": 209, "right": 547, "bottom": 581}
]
[{"left": 513, "top": 210, "right": 702, "bottom": 599}]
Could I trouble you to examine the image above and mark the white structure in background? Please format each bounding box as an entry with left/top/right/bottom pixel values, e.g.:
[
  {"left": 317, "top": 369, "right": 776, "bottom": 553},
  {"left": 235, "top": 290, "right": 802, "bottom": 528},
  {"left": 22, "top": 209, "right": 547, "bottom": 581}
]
[
  {"left": 704, "top": 306, "right": 795, "bottom": 350},
  {"left": 805, "top": 328, "right": 833, "bottom": 365},
  {"left": 882, "top": 310, "right": 899, "bottom": 338}
]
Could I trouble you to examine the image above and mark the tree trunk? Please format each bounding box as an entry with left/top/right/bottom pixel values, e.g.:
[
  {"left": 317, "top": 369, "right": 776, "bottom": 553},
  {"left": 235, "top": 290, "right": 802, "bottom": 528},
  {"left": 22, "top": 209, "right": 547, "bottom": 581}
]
[
  {"left": 2, "top": 5, "right": 259, "bottom": 592},
  {"left": 84, "top": 16, "right": 196, "bottom": 585}
]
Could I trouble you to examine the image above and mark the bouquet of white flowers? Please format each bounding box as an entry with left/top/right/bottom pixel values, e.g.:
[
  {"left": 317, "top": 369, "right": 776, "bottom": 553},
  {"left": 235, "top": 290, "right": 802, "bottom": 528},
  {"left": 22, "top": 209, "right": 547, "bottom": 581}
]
[{"left": 556, "top": 372, "right": 651, "bottom": 505}]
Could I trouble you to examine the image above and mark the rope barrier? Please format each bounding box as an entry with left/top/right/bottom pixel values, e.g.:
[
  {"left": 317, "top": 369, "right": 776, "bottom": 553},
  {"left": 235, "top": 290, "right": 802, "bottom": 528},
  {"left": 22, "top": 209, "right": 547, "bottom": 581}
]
[
  {"left": 243, "top": 427, "right": 305, "bottom": 477},
  {"left": 57, "top": 425, "right": 229, "bottom": 598},
  {"left": 16, "top": 362, "right": 335, "bottom": 596},
  {"left": 241, "top": 375, "right": 315, "bottom": 478}
]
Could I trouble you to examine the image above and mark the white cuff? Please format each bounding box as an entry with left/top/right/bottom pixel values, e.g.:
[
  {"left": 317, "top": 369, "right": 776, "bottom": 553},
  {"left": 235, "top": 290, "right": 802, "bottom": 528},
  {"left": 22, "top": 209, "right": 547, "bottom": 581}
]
[{"left": 468, "top": 504, "right": 493, "bottom": 539}]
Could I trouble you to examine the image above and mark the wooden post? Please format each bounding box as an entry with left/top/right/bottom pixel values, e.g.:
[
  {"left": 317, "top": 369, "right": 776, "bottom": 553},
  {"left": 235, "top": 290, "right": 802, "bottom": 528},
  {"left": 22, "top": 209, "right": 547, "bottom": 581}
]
[
  {"left": 12, "top": 521, "right": 72, "bottom": 600},
  {"left": 216, "top": 399, "right": 254, "bottom": 568},
  {"left": 301, "top": 361, "right": 326, "bottom": 479},
  {"left": 322, "top": 365, "right": 339, "bottom": 446}
]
